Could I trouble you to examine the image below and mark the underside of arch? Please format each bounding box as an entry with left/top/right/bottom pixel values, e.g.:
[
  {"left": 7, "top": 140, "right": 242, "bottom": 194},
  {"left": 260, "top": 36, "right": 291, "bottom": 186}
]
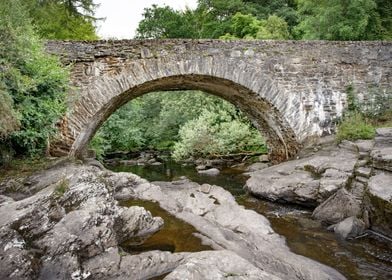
[{"left": 53, "top": 74, "right": 300, "bottom": 163}]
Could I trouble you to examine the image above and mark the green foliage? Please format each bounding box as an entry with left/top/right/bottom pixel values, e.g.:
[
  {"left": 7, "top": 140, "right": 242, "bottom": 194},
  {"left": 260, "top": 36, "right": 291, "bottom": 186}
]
[
  {"left": 24, "top": 0, "right": 98, "bottom": 40},
  {"left": 172, "top": 109, "right": 265, "bottom": 160},
  {"left": 90, "top": 91, "right": 266, "bottom": 159},
  {"left": 54, "top": 178, "right": 69, "bottom": 197},
  {"left": 336, "top": 112, "right": 375, "bottom": 142},
  {"left": 29, "top": 1, "right": 98, "bottom": 40},
  {"left": 337, "top": 86, "right": 391, "bottom": 142},
  {"left": 295, "top": 0, "right": 382, "bottom": 40},
  {"left": 221, "top": 13, "right": 290, "bottom": 39},
  {"left": 136, "top": 5, "right": 199, "bottom": 39},
  {"left": 0, "top": 0, "right": 69, "bottom": 157}
]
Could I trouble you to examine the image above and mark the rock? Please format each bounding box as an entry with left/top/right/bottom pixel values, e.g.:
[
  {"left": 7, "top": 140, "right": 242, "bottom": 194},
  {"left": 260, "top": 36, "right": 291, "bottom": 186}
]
[
  {"left": 355, "top": 140, "right": 374, "bottom": 153},
  {"left": 165, "top": 250, "right": 280, "bottom": 280},
  {"left": 329, "top": 216, "right": 366, "bottom": 239},
  {"left": 246, "top": 146, "right": 357, "bottom": 207},
  {"left": 246, "top": 167, "right": 319, "bottom": 206},
  {"left": 371, "top": 147, "right": 392, "bottom": 172},
  {"left": 114, "top": 206, "right": 163, "bottom": 244},
  {"left": 374, "top": 127, "right": 392, "bottom": 146},
  {"left": 259, "top": 154, "right": 269, "bottom": 162},
  {"left": 196, "top": 165, "right": 206, "bottom": 171},
  {"left": 366, "top": 173, "right": 392, "bottom": 238},
  {"left": 132, "top": 179, "right": 345, "bottom": 280},
  {"left": 312, "top": 188, "right": 362, "bottom": 224},
  {"left": 355, "top": 167, "right": 372, "bottom": 178},
  {"left": 0, "top": 163, "right": 167, "bottom": 279},
  {"left": 355, "top": 160, "right": 369, "bottom": 167},
  {"left": 246, "top": 162, "right": 269, "bottom": 172},
  {"left": 198, "top": 168, "right": 220, "bottom": 176},
  {"left": 0, "top": 162, "right": 346, "bottom": 280},
  {"left": 338, "top": 140, "right": 358, "bottom": 153}
]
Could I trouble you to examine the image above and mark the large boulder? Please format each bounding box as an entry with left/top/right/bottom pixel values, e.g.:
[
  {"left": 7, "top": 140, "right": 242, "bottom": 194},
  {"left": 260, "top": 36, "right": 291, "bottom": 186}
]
[
  {"left": 246, "top": 147, "right": 358, "bottom": 207},
  {"left": 128, "top": 179, "right": 346, "bottom": 280},
  {"left": 329, "top": 216, "right": 366, "bottom": 239},
  {"left": 366, "top": 172, "right": 392, "bottom": 238},
  {"left": 312, "top": 188, "right": 362, "bottom": 224}
]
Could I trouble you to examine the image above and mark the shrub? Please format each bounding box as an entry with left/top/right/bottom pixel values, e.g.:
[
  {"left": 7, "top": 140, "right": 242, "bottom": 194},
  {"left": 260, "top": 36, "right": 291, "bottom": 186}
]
[
  {"left": 336, "top": 112, "right": 375, "bottom": 142},
  {"left": 0, "top": 0, "right": 69, "bottom": 157},
  {"left": 172, "top": 109, "right": 265, "bottom": 161}
]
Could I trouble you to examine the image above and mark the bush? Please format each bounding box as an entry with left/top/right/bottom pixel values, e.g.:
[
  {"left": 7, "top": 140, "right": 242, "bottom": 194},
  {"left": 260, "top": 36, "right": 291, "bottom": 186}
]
[
  {"left": 172, "top": 109, "right": 265, "bottom": 161},
  {"left": 0, "top": 0, "right": 68, "bottom": 157},
  {"left": 336, "top": 112, "right": 375, "bottom": 142}
]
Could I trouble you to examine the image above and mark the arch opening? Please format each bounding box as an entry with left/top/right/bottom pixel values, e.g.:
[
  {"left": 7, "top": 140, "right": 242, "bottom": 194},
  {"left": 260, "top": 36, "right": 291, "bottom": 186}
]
[{"left": 53, "top": 74, "right": 300, "bottom": 163}]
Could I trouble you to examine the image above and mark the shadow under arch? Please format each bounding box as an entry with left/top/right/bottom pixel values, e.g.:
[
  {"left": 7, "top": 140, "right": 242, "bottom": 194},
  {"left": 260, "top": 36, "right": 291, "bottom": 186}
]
[{"left": 67, "top": 74, "right": 300, "bottom": 162}]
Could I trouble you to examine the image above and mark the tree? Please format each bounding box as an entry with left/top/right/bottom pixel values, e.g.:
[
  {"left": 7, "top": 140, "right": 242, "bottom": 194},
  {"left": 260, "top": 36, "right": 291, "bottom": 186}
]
[
  {"left": 25, "top": 0, "right": 98, "bottom": 40},
  {"left": 0, "top": 0, "right": 69, "bottom": 157},
  {"left": 295, "top": 0, "right": 381, "bottom": 40},
  {"left": 220, "top": 13, "right": 290, "bottom": 39},
  {"left": 136, "top": 5, "right": 198, "bottom": 39}
]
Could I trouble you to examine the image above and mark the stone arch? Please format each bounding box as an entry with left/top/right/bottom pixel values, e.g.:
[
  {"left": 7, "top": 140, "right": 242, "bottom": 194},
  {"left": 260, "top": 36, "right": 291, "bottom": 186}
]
[{"left": 51, "top": 55, "right": 301, "bottom": 162}]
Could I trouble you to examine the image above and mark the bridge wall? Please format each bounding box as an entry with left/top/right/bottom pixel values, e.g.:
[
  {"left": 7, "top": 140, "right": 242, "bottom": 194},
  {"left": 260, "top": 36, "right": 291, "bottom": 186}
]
[{"left": 45, "top": 40, "right": 392, "bottom": 161}]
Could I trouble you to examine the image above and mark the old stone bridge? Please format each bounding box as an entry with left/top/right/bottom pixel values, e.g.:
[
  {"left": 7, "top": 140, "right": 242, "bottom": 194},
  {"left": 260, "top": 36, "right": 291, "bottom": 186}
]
[{"left": 46, "top": 40, "right": 392, "bottom": 161}]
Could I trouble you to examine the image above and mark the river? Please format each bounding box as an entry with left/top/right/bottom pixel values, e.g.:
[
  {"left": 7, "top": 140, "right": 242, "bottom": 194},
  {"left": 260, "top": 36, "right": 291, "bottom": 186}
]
[{"left": 110, "top": 160, "right": 392, "bottom": 280}]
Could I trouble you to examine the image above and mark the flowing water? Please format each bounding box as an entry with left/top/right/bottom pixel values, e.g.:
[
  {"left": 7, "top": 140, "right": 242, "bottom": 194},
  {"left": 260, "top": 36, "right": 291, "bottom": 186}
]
[{"left": 110, "top": 160, "right": 392, "bottom": 280}]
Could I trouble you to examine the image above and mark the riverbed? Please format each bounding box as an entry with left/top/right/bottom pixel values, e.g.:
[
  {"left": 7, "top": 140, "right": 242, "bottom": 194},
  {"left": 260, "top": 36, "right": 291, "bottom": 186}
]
[{"left": 109, "top": 160, "right": 392, "bottom": 280}]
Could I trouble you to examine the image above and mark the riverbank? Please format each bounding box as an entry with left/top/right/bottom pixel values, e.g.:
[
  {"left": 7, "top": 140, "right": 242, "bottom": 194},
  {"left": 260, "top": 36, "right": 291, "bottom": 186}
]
[{"left": 0, "top": 130, "right": 391, "bottom": 279}]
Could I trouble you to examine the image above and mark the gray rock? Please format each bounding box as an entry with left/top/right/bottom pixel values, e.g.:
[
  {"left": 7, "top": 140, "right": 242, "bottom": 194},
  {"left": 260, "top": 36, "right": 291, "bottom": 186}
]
[
  {"left": 312, "top": 188, "right": 362, "bottom": 224},
  {"left": 366, "top": 173, "right": 392, "bottom": 237},
  {"left": 371, "top": 147, "right": 392, "bottom": 172},
  {"left": 165, "top": 250, "right": 281, "bottom": 280},
  {"left": 355, "top": 140, "right": 374, "bottom": 153},
  {"left": 339, "top": 140, "right": 359, "bottom": 153},
  {"left": 0, "top": 162, "right": 346, "bottom": 280},
  {"left": 196, "top": 165, "right": 206, "bottom": 171},
  {"left": 355, "top": 167, "right": 372, "bottom": 178},
  {"left": 246, "top": 147, "right": 357, "bottom": 206},
  {"left": 259, "top": 154, "right": 269, "bottom": 162},
  {"left": 114, "top": 206, "right": 163, "bottom": 244},
  {"left": 130, "top": 179, "right": 346, "bottom": 280},
  {"left": 374, "top": 127, "right": 392, "bottom": 146},
  {"left": 198, "top": 168, "right": 220, "bottom": 176},
  {"left": 246, "top": 162, "right": 269, "bottom": 172},
  {"left": 329, "top": 216, "right": 366, "bottom": 239}
]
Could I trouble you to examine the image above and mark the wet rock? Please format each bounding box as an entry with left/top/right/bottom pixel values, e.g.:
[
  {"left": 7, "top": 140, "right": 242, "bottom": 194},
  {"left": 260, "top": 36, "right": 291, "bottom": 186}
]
[
  {"left": 132, "top": 180, "right": 346, "bottom": 280},
  {"left": 196, "top": 165, "right": 206, "bottom": 171},
  {"left": 198, "top": 168, "right": 220, "bottom": 176},
  {"left": 329, "top": 216, "right": 366, "bottom": 239},
  {"left": 312, "top": 188, "right": 362, "bottom": 224},
  {"left": 0, "top": 162, "right": 346, "bottom": 280},
  {"left": 114, "top": 206, "right": 163, "bottom": 244},
  {"left": 165, "top": 250, "right": 280, "bottom": 280},
  {"left": 0, "top": 163, "right": 164, "bottom": 280},
  {"left": 366, "top": 173, "right": 392, "bottom": 238},
  {"left": 246, "top": 162, "right": 269, "bottom": 172}
]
